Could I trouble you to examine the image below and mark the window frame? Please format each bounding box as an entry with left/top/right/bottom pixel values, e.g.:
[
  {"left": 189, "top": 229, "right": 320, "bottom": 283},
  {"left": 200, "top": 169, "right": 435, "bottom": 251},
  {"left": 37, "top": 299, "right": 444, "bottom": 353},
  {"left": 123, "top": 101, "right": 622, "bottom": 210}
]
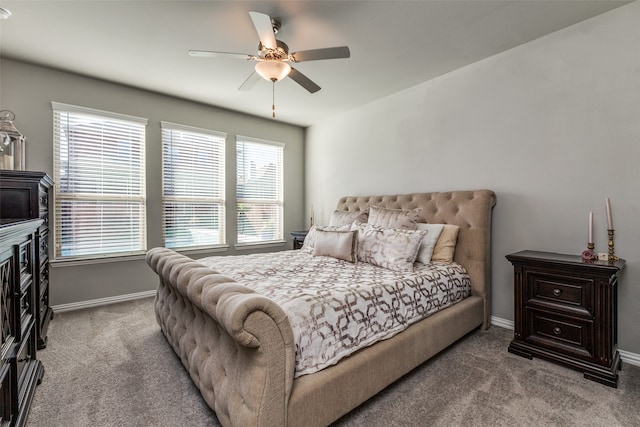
[
  {"left": 51, "top": 102, "right": 148, "bottom": 261},
  {"left": 235, "top": 135, "right": 285, "bottom": 247},
  {"left": 161, "top": 121, "right": 227, "bottom": 250}
]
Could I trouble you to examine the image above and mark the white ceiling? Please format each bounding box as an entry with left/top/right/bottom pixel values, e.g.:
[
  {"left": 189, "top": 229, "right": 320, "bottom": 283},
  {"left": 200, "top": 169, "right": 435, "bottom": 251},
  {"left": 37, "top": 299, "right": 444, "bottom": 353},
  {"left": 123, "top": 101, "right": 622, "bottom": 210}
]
[{"left": 0, "top": 1, "right": 631, "bottom": 127}]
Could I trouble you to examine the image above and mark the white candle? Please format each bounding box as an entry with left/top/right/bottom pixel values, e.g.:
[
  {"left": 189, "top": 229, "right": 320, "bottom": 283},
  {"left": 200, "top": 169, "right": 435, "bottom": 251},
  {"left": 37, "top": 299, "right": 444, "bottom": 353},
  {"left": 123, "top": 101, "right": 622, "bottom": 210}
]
[
  {"left": 589, "top": 211, "right": 593, "bottom": 244},
  {"left": 605, "top": 198, "right": 613, "bottom": 229}
]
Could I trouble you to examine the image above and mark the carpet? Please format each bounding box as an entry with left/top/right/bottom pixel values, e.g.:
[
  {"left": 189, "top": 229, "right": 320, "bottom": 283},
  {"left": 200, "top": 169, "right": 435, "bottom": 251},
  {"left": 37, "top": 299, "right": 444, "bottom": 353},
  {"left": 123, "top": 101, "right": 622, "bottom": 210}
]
[{"left": 27, "top": 297, "right": 640, "bottom": 426}]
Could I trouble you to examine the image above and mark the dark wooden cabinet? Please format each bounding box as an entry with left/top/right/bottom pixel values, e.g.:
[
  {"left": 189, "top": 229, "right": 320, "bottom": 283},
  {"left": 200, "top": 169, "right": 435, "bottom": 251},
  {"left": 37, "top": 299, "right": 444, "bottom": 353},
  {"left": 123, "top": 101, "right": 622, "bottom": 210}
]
[
  {"left": 290, "top": 230, "right": 308, "bottom": 250},
  {"left": 506, "top": 250, "right": 624, "bottom": 388},
  {"left": 0, "top": 219, "right": 44, "bottom": 426},
  {"left": 0, "top": 171, "right": 53, "bottom": 349}
]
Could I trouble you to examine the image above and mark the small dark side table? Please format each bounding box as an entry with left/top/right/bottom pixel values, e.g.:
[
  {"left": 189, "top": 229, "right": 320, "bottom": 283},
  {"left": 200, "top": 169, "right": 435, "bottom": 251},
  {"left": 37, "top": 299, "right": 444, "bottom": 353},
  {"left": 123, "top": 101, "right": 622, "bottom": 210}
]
[
  {"left": 506, "top": 250, "right": 625, "bottom": 388},
  {"left": 290, "top": 230, "right": 308, "bottom": 250}
]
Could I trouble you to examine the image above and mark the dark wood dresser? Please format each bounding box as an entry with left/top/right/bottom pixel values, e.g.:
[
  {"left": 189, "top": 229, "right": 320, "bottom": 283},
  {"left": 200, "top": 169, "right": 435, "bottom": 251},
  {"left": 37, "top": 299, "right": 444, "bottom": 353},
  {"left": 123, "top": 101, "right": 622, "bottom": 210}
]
[
  {"left": 0, "top": 219, "right": 44, "bottom": 426},
  {"left": 0, "top": 171, "right": 53, "bottom": 349},
  {"left": 506, "top": 250, "right": 624, "bottom": 387}
]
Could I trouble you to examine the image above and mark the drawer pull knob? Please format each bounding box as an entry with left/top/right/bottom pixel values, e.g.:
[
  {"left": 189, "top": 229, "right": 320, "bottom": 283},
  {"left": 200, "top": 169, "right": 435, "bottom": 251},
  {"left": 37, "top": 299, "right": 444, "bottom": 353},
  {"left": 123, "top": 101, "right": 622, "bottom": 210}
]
[
  {"left": 553, "top": 288, "right": 562, "bottom": 297},
  {"left": 553, "top": 326, "right": 562, "bottom": 335}
]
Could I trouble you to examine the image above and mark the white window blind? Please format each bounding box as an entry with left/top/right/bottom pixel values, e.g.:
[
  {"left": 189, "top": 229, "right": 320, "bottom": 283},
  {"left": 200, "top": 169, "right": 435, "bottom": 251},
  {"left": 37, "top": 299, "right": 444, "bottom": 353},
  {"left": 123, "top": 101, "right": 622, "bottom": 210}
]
[
  {"left": 52, "top": 102, "right": 147, "bottom": 259},
  {"left": 236, "top": 136, "right": 284, "bottom": 244},
  {"left": 161, "top": 122, "right": 226, "bottom": 249}
]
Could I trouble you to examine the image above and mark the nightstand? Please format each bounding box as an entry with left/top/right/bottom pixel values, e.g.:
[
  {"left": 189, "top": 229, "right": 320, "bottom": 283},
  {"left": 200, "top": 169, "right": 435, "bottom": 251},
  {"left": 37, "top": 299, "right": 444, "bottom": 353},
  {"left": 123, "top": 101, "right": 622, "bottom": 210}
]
[
  {"left": 506, "top": 250, "right": 624, "bottom": 387},
  {"left": 290, "top": 230, "right": 308, "bottom": 250}
]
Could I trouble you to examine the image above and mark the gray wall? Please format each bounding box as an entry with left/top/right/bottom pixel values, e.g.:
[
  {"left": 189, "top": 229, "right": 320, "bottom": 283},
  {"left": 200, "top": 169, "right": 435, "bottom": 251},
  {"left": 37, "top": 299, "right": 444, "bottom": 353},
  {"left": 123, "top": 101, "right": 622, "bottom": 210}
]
[
  {"left": 306, "top": 3, "right": 640, "bottom": 354},
  {"left": 0, "top": 59, "right": 305, "bottom": 306}
]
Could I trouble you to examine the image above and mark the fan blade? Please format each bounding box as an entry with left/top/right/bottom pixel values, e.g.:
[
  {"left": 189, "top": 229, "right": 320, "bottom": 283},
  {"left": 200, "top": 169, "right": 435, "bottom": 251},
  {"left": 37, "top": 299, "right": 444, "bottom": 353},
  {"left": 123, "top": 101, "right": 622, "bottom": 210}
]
[
  {"left": 290, "top": 46, "right": 350, "bottom": 63},
  {"left": 288, "top": 67, "right": 321, "bottom": 93},
  {"left": 249, "top": 11, "right": 277, "bottom": 50},
  {"left": 189, "top": 50, "right": 256, "bottom": 60},
  {"left": 239, "top": 72, "right": 261, "bottom": 91}
]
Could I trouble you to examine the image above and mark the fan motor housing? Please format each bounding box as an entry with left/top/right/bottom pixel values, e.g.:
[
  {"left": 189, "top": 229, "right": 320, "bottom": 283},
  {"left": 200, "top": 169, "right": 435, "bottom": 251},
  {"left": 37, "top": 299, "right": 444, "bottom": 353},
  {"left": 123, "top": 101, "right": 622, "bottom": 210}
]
[{"left": 258, "top": 40, "right": 289, "bottom": 60}]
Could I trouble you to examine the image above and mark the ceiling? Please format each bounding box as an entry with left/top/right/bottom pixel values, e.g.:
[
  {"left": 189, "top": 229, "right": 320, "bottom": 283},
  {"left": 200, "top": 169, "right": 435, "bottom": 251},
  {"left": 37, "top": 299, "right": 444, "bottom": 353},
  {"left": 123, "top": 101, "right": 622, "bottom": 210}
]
[{"left": 0, "top": 1, "right": 631, "bottom": 127}]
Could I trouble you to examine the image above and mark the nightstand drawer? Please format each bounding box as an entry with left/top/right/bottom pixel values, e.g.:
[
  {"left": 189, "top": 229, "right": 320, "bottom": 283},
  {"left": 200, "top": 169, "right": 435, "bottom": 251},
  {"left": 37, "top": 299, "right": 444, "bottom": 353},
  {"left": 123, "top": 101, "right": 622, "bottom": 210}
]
[
  {"left": 527, "top": 271, "right": 593, "bottom": 317},
  {"left": 525, "top": 309, "right": 594, "bottom": 360}
]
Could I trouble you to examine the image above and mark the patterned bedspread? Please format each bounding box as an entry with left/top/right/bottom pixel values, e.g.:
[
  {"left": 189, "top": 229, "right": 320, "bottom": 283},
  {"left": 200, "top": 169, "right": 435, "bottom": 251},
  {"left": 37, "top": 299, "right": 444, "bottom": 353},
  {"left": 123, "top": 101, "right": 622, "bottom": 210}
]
[{"left": 199, "top": 250, "right": 471, "bottom": 377}]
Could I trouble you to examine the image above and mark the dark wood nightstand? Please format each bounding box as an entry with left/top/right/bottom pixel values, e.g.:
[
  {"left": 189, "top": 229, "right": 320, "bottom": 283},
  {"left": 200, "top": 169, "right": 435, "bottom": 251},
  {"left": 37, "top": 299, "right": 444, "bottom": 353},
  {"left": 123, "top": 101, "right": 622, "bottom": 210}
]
[
  {"left": 290, "top": 230, "right": 308, "bottom": 250},
  {"left": 506, "top": 250, "right": 624, "bottom": 387}
]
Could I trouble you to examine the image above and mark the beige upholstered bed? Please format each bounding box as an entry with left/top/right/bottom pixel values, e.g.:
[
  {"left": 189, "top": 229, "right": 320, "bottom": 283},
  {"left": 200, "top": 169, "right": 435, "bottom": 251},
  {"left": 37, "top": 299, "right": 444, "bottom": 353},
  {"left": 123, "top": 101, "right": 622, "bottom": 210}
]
[{"left": 146, "top": 189, "right": 496, "bottom": 427}]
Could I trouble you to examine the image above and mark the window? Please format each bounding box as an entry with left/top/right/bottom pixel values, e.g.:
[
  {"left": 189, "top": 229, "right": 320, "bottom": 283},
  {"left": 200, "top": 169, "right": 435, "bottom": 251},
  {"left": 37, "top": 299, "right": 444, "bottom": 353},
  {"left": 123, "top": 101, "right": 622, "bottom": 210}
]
[
  {"left": 236, "top": 136, "right": 284, "bottom": 244},
  {"left": 161, "top": 122, "right": 226, "bottom": 249},
  {"left": 52, "top": 102, "right": 147, "bottom": 259}
]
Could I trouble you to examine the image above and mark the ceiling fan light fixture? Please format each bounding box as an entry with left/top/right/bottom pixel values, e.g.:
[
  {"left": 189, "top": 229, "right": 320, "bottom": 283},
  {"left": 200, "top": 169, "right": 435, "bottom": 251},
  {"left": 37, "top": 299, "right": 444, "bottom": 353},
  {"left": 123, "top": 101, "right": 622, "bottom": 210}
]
[
  {"left": 0, "top": 7, "right": 12, "bottom": 19},
  {"left": 255, "top": 60, "right": 291, "bottom": 82}
]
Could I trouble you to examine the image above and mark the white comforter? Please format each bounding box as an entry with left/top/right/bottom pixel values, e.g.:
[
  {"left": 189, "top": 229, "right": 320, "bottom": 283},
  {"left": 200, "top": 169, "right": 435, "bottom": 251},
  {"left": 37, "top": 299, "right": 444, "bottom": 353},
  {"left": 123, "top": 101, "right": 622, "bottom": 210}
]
[{"left": 199, "top": 250, "right": 471, "bottom": 377}]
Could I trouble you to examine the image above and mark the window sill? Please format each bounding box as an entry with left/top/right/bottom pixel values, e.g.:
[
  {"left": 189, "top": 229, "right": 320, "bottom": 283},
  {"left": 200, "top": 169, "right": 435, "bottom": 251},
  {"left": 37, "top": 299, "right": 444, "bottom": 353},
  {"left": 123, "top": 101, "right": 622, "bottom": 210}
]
[
  {"left": 173, "top": 245, "right": 230, "bottom": 256},
  {"left": 234, "top": 240, "right": 287, "bottom": 251},
  {"left": 50, "top": 241, "right": 287, "bottom": 266},
  {"left": 51, "top": 251, "right": 147, "bottom": 267}
]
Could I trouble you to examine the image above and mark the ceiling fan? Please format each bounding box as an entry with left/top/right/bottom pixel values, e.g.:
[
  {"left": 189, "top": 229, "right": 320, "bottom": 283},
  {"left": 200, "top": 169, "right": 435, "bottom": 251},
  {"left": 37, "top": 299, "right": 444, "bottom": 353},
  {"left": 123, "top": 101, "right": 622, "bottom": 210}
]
[{"left": 188, "top": 11, "right": 350, "bottom": 96}]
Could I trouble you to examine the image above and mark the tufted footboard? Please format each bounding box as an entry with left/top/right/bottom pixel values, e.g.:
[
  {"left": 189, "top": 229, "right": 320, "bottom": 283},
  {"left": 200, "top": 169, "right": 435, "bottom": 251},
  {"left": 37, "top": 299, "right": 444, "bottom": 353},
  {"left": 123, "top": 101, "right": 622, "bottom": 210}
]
[{"left": 146, "top": 247, "right": 296, "bottom": 426}]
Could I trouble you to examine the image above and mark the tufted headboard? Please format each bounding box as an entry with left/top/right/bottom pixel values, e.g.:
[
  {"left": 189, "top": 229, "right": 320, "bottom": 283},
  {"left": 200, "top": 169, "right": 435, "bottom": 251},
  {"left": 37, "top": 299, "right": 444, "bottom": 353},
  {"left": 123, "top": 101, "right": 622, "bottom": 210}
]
[{"left": 335, "top": 189, "right": 497, "bottom": 328}]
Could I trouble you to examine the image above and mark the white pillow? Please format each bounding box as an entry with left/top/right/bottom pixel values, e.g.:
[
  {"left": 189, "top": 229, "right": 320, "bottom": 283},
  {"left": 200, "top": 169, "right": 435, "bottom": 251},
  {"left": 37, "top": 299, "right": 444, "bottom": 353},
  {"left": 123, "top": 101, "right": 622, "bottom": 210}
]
[{"left": 414, "top": 223, "right": 444, "bottom": 264}]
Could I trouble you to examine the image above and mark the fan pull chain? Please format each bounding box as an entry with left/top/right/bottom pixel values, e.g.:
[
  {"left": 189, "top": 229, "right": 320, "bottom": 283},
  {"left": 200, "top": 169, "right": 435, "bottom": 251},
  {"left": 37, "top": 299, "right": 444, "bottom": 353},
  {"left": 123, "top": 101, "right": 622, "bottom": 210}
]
[{"left": 272, "top": 81, "right": 276, "bottom": 118}]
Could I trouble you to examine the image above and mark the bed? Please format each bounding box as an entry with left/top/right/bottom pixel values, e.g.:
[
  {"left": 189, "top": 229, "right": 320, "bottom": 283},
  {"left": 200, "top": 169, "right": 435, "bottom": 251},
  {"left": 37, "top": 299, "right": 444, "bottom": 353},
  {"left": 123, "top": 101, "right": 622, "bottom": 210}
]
[{"left": 146, "top": 189, "right": 496, "bottom": 427}]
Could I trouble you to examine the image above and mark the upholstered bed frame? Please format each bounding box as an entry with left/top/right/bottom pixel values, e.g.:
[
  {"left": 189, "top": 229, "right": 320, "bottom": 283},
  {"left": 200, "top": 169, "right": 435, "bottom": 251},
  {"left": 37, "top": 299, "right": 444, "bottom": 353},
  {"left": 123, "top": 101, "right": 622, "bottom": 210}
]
[{"left": 146, "top": 189, "right": 496, "bottom": 426}]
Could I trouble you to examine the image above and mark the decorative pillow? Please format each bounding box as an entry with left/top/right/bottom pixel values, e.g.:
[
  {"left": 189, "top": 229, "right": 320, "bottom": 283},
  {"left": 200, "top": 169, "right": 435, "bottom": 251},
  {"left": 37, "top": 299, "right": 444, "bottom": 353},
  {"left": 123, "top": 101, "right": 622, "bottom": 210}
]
[
  {"left": 351, "top": 222, "right": 426, "bottom": 272},
  {"left": 414, "top": 223, "right": 445, "bottom": 264},
  {"left": 430, "top": 224, "right": 460, "bottom": 263},
  {"left": 301, "top": 224, "right": 351, "bottom": 254},
  {"left": 328, "top": 210, "right": 369, "bottom": 227},
  {"left": 367, "top": 206, "right": 421, "bottom": 230},
  {"left": 312, "top": 229, "right": 358, "bottom": 263}
]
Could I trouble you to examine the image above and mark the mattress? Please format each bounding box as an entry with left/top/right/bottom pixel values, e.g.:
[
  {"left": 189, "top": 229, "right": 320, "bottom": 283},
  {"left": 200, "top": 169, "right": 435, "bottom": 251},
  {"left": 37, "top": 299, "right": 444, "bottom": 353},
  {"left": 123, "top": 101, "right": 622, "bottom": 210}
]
[{"left": 199, "top": 250, "right": 471, "bottom": 377}]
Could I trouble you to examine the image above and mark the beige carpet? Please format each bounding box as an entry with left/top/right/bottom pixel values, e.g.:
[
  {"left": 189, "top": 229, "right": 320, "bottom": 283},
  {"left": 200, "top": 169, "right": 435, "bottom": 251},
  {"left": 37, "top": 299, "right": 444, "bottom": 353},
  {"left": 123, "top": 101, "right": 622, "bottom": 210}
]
[{"left": 28, "top": 297, "right": 640, "bottom": 426}]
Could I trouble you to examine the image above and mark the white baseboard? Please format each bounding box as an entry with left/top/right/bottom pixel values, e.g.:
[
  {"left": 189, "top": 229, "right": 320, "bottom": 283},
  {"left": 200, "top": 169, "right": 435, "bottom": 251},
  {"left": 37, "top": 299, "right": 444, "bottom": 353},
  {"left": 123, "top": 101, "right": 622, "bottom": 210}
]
[
  {"left": 52, "top": 290, "right": 156, "bottom": 313},
  {"left": 491, "top": 316, "right": 514, "bottom": 330},
  {"left": 619, "top": 349, "right": 640, "bottom": 367},
  {"left": 491, "top": 316, "right": 640, "bottom": 367}
]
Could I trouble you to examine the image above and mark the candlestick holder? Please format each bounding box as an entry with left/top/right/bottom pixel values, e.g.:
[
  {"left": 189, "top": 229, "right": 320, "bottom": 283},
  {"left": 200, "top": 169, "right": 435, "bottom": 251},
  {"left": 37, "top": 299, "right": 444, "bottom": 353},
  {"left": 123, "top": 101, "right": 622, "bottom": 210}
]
[
  {"left": 608, "top": 229, "right": 619, "bottom": 262},
  {"left": 581, "top": 242, "right": 597, "bottom": 262}
]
